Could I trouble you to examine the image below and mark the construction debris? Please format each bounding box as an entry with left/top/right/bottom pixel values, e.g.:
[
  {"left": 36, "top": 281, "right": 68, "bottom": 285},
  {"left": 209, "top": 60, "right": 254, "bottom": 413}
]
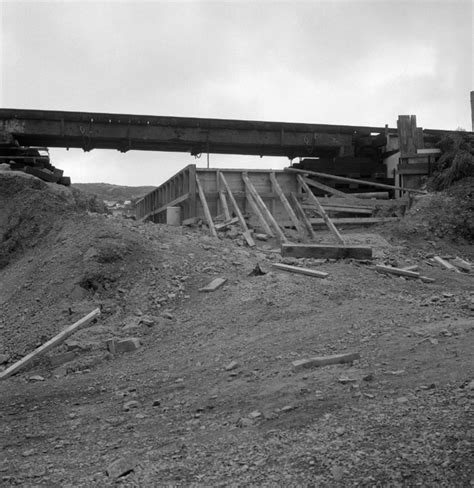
[
  {"left": 282, "top": 243, "right": 372, "bottom": 260},
  {"left": 272, "top": 262, "right": 329, "bottom": 278},
  {"left": 0, "top": 308, "right": 100, "bottom": 380},
  {"left": 292, "top": 352, "right": 361, "bottom": 371},
  {"left": 199, "top": 277, "right": 228, "bottom": 292}
]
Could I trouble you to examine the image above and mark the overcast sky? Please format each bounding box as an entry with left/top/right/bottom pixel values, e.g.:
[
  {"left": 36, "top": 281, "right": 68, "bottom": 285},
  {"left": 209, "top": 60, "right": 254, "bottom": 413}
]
[{"left": 1, "top": 0, "right": 473, "bottom": 186}]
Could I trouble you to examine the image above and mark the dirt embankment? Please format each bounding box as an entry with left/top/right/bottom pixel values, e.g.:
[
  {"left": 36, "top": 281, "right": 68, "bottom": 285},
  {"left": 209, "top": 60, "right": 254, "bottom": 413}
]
[{"left": 0, "top": 171, "right": 473, "bottom": 487}]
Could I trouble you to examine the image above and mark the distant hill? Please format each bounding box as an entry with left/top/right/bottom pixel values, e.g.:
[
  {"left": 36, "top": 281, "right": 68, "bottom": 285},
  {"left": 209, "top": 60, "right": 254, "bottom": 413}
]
[{"left": 73, "top": 183, "right": 156, "bottom": 203}]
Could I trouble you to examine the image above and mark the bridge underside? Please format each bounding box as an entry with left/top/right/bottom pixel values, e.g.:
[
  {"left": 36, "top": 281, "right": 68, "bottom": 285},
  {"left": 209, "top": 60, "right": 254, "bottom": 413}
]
[{"left": 0, "top": 108, "right": 400, "bottom": 159}]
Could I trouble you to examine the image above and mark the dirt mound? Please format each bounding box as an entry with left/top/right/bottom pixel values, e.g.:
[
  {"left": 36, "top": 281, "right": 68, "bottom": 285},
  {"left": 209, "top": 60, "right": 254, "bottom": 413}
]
[
  {"left": 386, "top": 177, "right": 474, "bottom": 242},
  {"left": 0, "top": 171, "right": 106, "bottom": 269}
]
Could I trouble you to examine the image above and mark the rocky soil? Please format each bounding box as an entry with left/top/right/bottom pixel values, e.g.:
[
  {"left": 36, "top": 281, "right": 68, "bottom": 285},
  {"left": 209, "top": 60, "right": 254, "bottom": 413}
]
[{"left": 0, "top": 171, "right": 473, "bottom": 487}]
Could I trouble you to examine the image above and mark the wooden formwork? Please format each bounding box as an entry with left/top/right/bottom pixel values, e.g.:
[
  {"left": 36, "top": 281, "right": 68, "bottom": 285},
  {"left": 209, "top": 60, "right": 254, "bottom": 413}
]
[{"left": 134, "top": 165, "right": 300, "bottom": 226}]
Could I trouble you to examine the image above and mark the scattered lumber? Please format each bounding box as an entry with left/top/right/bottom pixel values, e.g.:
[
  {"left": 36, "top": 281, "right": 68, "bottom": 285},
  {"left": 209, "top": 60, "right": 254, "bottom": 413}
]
[
  {"left": 214, "top": 217, "right": 239, "bottom": 231},
  {"left": 0, "top": 308, "right": 100, "bottom": 380},
  {"left": 451, "top": 257, "right": 472, "bottom": 273},
  {"left": 297, "top": 175, "right": 345, "bottom": 244},
  {"left": 292, "top": 352, "right": 360, "bottom": 371},
  {"left": 375, "top": 265, "right": 420, "bottom": 278},
  {"left": 198, "top": 277, "right": 227, "bottom": 292},
  {"left": 309, "top": 217, "right": 399, "bottom": 226},
  {"left": 272, "top": 262, "right": 329, "bottom": 278},
  {"left": 242, "top": 230, "right": 256, "bottom": 247},
  {"left": 282, "top": 243, "right": 372, "bottom": 260},
  {"left": 401, "top": 265, "right": 419, "bottom": 271},
  {"left": 196, "top": 174, "right": 218, "bottom": 239},
  {"left": 286, "top": 166, "right": 426, "bottom": 194},
  {"left": 433, "top": 256, "right": 461, "bottom": 273}
]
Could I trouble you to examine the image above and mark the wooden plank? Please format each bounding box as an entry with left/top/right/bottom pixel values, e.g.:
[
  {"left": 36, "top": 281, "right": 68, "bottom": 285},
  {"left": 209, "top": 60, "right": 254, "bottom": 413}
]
[
  {"left": 198, "top": 277, "right": 227, "bottom": 292},
  {"left": 309, "top": 217, "right": 399, "bottom": 225},
  {"left": 0, "top": 309, "right": 101, "bottom": 380},
  {"left": 315, "top": 205, "right": 373, "bottom": 215},
  {"left": 286, "top": 167, "right": 426, "bottom": 194},
  {"left": 452, "top": 257, "right": 472, "bottom": 273},
  {"left": 195, "top": 173, "right": 218, "bottom": 239},
  {"left": 292, "top": 352, "right": 361, "bottom": 371},
  {"left": 246, "top": 191, "right": 274, "bottom": 237},
  {"left": 272, "top": 263, "right": 329, "bottom": 278},
  {"left": 375, "top": 264, "right": 420, "bottom": 278},
  {"left": 289, "top": 192, "right": 316, "bottom": 239},
  {"left": 269, "top": 172, "right": 305, "bottom": 238},
  {"left": 242, "top": 172, "right": 288, "bottom": 242},
  {"left": 219, "top": 172, "right": 250, "bottom": 234},
  {"left": 350, "top": 192, "right": 389, "bottom": 199},
  {"left": 282, "top": 243, "right": 372, "bottom": 260},
  {"left": 242, "top": 229, "right": 256, "bottom": 247},
  {"left": 433, "top": 256, "right": 461, "bottom": 273},
  {"left": 302, "top": 176, "right": 357, "bottom": 200},
  {"left": 297, "top": 175, "right": 345, "bottom": 244},
  {"left": 214, "top": 217, "right": 239, "bottom": 231}
]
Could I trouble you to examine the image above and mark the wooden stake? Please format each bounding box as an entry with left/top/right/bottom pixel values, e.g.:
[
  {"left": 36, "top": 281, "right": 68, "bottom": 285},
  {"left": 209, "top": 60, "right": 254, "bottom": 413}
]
[
  {"left": 0, "top": 308, "right": 101, "bottom": 380},
  {"left": 297, "top": 175, "right": 345, "bottom": 244},
  {"left": 269, "top": 172, "right": 305, "bottom": 238},
  {"left": 196, "top": 173, "right": 218, "bottom": 238},
  {"left": 242, "top": 172, "right": 288, "bottom": 243}
]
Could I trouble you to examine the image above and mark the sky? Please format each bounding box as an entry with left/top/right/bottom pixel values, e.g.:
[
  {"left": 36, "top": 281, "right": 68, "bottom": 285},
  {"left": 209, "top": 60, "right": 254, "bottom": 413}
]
[{"left": 1, "top": 0, "right": 473, "bottom": 186}]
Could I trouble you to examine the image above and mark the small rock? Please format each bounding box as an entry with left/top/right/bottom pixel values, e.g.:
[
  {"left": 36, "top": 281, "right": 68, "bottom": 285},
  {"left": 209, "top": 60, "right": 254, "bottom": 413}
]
[
  {"left": 106, "top": 457, "right": 136, "bottom": 479},
  {"left": 152, "top": 399, "right": 161, "bottom": 407},
  {"left": 0, "top": 354, "right": 10, "bottom": 365},
  {"left": 396, "top": 396, "right": 409, "bottom": 403},
  {"left": 225, "top": 361, "right": 239, "bottom": 371},
  {"left": 338, "top": 376, "right": 357, "bottom": 384},
  {"left": 115, "top": 338, "right": 141, "bottom": 353},
  {"left": 123, "top": 400, "right": 140, "bottom": 412},
  {"left": 248, "top": 410, "right": 261, "bottom": 419},
  {"left": 335, "top": 427, "right": 345, "bottom": 436},
  {"left": 362, "top": 373, "right": 374, "bottom": 382},
  {"left": 255, "top": 234, "right": 269, "bottom": 241}
]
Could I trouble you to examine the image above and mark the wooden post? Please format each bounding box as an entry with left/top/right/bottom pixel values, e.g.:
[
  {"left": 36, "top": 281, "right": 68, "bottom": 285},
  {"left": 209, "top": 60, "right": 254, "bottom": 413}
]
[
  {"left": 242, "top": 172, "right": 287, "bottom": 243},
  {"left": 302, "top": 176, "right": 357, "bottom": 200},
  {"left": 289, "top": 192, "right": 316, "bottom": 240},
  {"left": 0, "top": 309, "right": 101, "bottom": 380},
  {"left": 195, "top": 173, "right": 218, "bottom": 238},
  {"left": 297, "top": 175, "right": 345, "bottom": 244},
  {"left": 269, "top": 172, "right": 305, "bottom": 238}
]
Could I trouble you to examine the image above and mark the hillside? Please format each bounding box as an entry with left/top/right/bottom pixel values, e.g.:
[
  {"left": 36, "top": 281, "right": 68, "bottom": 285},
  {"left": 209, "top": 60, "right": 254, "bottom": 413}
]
[{"left": 73, "top": 182, "right": 156, "bottom": 203}]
